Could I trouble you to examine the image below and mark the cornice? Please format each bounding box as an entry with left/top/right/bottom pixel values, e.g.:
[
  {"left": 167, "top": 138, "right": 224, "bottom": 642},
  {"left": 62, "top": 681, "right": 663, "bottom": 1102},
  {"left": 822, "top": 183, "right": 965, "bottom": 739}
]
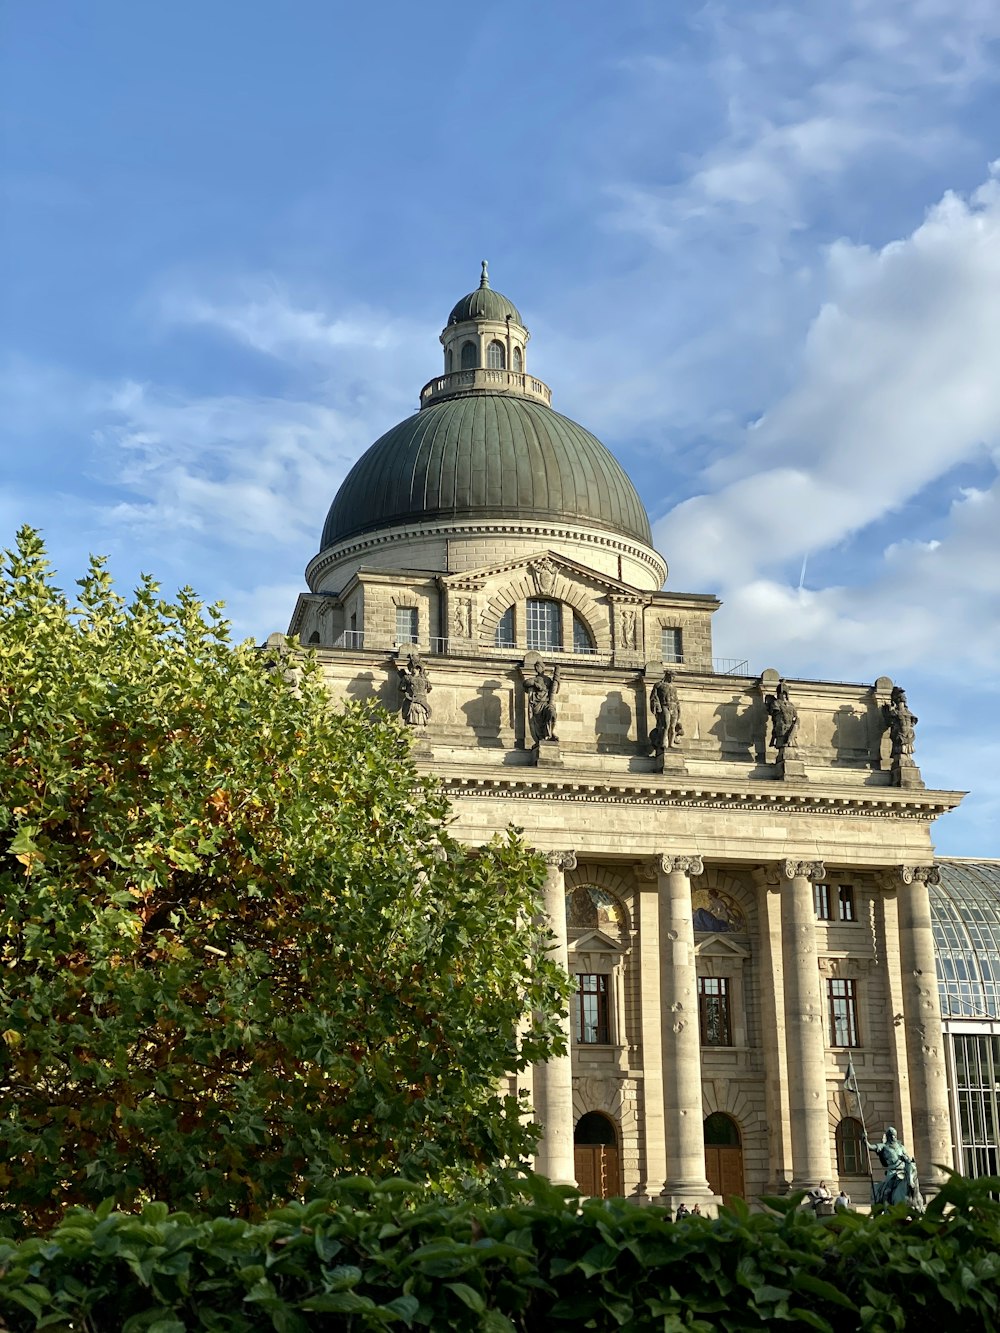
[
  {"left": 306, "top": 517, "right": 666, "bottom": 591},
  {"left": 434, "top": 772, "right": 963, "bottom": 822}
]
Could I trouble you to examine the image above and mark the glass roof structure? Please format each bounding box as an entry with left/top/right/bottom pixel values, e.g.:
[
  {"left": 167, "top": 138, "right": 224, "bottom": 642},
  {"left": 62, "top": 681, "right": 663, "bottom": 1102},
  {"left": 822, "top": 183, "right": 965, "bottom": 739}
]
[{"left": 931, "top": 861, "right": 1000, "bottom": 1020}]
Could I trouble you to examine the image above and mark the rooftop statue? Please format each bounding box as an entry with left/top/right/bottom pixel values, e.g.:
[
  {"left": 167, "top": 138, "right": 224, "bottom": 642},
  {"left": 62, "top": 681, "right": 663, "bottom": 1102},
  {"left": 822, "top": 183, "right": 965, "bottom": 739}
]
[
  {"left": 866, "top": 1126, "right": 923, "bottom": 1209},
  {"left": 882, "top": 685, "right": 917, "bottom": 759},
  {"left": 396, "top": 654, "right": 431, "bottom": 728},
  {"left": 765, "top": 679, "right": 799, "bottom": 754},
  {"left": 649, "top": 670, "right": 683, "bottom": 755}
]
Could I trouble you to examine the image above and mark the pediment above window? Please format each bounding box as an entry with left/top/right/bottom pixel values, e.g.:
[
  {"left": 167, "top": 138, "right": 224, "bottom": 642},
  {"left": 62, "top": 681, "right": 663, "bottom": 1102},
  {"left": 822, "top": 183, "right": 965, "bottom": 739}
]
[
  {"left": 694, "top": 935, "right": 751, "bottom": 959},
  {"left": 569, "top": 928, "right": 628, "bottom": 958}
]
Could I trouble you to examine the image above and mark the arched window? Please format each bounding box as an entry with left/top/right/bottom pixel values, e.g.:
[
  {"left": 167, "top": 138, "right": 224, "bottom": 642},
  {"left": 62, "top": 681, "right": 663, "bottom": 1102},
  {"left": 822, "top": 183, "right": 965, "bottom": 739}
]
[
  {"left": 573, "top": 612, "right": 595, "bottom": 654},
  {"left": 494, "top": 605, "right": 515, "bottom": 648},
  {"left": 445, "top": 348, "right": 453, "bottom": 373},
  {"left": 460, "top": 340, "right": 478, "bottom": 370},
  {"left": 575, "top": 1112, "right": 617, "bottom": 1146},
  {"left": 704, "top": 1113, "right": 741, "bottom": 1147},
  {"left": 513, "top": 345, "right": 523, "bottom": 372},
  {"left": 487, "top": 340, "right": 506, "bottom": 369},
  {"left": 836, "top": 1117, "right": 866, "bottom": 1174},
  {"left": 526, "top": 598, "right": 562, "bottom": 651}
]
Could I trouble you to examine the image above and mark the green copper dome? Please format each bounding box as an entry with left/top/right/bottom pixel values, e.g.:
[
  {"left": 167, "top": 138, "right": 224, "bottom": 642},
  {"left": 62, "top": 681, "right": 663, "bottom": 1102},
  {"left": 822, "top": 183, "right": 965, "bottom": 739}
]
[
  {"left": 447, "top": 260, "right": 522, "bottom": 326},
  {"left": 320, "top": 393, "right": 653, "bottom": 549}
]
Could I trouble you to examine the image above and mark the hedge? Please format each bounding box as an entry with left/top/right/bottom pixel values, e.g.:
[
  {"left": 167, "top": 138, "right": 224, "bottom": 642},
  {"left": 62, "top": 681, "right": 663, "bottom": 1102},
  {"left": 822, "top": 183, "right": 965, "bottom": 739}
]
[{"left": 0, "top": 1171, "right": 998, "bottom": 1331}]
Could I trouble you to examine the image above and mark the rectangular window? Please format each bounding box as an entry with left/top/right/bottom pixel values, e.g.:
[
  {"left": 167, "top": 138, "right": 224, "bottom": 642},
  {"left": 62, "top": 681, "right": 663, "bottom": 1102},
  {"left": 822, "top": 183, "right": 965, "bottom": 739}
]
[
  {"left": 814, "top": 883, "right": 832, "bottom": 919},
  {"left": 838, "top": 884, "right": 856, "bottom": 922},
  {"left": 828, "top": 978, "right": 860, "bottom": 1047},
  {"left": 661, "top": 627, "right": 683, "bottom": 663},
  {"left": 395, "top": 606, "right": 418, "bottom": 645},
  {"left": 573, "top": 973, "right": 610, "bottom": 1044},
  {"left": 698, "top": 976, "right": 732, "bottom": 1046},
  {"left": 526, "top": 598, "right": 562, "bottom": 652}
]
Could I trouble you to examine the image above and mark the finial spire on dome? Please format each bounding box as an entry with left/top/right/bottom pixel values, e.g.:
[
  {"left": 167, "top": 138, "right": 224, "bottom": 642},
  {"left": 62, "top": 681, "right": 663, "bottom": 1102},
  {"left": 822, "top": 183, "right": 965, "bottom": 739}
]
[{"left": 480, "top": 259, "right": 490, "bottom": 289}]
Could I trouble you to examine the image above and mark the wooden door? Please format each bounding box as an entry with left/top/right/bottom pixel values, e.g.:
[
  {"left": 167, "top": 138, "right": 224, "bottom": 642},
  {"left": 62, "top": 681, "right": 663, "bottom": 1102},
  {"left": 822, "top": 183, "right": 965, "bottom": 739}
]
[
  {"left": 705, "top": 1145, "right": 744, "bottom": 1202},
  {"left": 574, "top": 1145, "right": 622, "bottom": 1198}
]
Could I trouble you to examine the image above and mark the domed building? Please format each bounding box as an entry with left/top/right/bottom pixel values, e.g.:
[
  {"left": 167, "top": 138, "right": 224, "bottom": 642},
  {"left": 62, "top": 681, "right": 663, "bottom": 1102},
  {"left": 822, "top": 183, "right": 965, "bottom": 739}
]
[{"left": 288, "top": 267, "right": 972, "bottom": 1210}]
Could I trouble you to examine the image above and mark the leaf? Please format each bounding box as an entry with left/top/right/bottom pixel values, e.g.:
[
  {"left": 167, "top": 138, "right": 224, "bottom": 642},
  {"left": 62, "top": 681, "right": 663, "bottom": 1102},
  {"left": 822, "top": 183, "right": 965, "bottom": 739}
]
[{"left": 446, "top": 1281, "right": 486, "bottom": 1313}]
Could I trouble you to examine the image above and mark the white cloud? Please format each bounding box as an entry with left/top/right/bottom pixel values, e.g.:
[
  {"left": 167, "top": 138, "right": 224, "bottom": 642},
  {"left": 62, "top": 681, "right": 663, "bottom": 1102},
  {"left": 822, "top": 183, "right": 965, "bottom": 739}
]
[{"left": 658, "top": 168, "right": 1000, "bottom": 588}]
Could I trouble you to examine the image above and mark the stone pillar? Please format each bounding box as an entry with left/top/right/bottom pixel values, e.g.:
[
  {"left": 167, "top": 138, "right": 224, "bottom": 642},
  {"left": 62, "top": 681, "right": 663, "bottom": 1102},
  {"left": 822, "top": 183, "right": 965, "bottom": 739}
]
[
  {"left": 893, "top": 864, "right": 953, "bottom": 1191},
  {"left": 533, "top": 851, "right": 577, "bottom": 1186},
  {"left": 657, "top": 854, "right": 716, "bottom": 1210},
  {"left": 636, "top": 863, "right": 667, "bottom": 1201},
  {"left": 752, "top": 868, "right": 792, "bottom": 1193},
  {"left": 776, "top": 859, "right": 833, "bottom": 1190}
]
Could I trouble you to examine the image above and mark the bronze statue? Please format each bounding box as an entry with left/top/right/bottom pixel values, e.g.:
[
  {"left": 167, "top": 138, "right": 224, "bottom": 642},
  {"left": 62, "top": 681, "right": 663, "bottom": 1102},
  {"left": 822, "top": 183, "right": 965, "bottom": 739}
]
[
  {"left": 522, "top": 660, "right": 560, "bottom": 745},
  {"left": 649, "top": 670, "right": 683, "bottom": 754},
  {"left": 882, "top": 686, "right": 917, "bottom": 759},
  {"left": 396, "top": 654, "right": 431, "bottom": 727},
  {"left": 765, "top": 680, "right": 799, "bottom": 754},
  {"left": 865, "top": 1126, "right": 923, "bottom": 1209}
]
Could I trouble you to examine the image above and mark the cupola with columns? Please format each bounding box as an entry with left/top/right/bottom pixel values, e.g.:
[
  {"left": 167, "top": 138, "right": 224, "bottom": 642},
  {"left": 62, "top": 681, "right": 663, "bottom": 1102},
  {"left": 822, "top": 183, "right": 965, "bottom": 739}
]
[{"left": 423, "top": 260, "right": 549, "bottom": 409}]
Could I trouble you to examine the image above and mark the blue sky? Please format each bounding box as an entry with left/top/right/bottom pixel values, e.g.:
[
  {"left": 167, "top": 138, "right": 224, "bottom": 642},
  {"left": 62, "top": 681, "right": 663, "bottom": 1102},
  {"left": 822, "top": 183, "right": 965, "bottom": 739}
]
[{"left": 3, "top": 1, "right": 999, "bottom": 854}]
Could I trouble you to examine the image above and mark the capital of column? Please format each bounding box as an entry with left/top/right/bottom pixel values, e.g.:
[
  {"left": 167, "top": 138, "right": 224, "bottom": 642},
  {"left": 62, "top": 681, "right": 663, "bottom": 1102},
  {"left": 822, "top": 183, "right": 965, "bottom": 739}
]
[
  {"left": 544, "top": 850, "right": 577, "bottom": 872},
  {"left": 875, "top": 864, "right": 940, "bottom": 891},
  {"left": 658, "top": 854, "right": 704, "bottom": 878},
  {"left": 783, "top": 859, "right": 825, "bottom": 883}
]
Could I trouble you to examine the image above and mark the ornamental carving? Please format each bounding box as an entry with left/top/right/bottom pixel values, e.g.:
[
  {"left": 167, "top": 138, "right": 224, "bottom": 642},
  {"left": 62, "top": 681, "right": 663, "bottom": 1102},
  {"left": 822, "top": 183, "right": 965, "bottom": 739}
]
[
  {"left": 783, "top": 860, "right": 826, "bottom": 882},
  {"left": 544, "top": 850, "right": 577, "bottom": 872},
  {"left": 530, "top": 558, "right": 557, "bottom": 597},
  {"left": 898, "top": 865, "right": 940, "bottom": 886},
  {"left": 659, "top": 854, "right": 705, "bottom": 878}
]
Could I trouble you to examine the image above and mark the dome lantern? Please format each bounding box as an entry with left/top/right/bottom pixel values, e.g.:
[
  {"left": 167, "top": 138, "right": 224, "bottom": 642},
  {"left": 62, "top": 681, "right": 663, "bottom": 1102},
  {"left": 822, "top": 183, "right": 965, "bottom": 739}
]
[{"left": 435, "top": 261, "right": 533, "bottom": 397}]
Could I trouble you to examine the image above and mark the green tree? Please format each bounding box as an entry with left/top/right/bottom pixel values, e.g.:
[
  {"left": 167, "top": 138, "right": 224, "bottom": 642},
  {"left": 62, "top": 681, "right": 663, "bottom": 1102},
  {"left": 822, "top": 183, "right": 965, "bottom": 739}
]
[{"left": 0, "top": 528, "right": 568, "bottom": 1231}]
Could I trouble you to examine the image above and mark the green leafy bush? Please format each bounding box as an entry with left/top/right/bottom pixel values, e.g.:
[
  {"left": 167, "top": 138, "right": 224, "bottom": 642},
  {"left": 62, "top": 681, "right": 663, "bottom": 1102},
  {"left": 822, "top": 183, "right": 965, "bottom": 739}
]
[{"left": 0, "top": 1172, "right": 998, "bottom": 1331}]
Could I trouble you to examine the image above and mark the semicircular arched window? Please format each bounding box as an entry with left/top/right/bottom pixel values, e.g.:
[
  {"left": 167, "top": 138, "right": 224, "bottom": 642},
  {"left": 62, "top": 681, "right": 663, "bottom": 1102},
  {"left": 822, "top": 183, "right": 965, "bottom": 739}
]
[
  {"left": 573, "top": 612, "right": 595, "bottom": 654},
  {"left": 445, "top": 348, "right": 453, "bottom": 373},
  {"left": 513, "top": 345, "right": 523, "bottom": 372},
  {"left": 704, "top": 1113, "right": 741, "bottom": 1147},
  {"left": 526, "top": 598, "right": 561, "bottom": 652},
  {"left": 460, "top": 340, "right": 478, "bottom": 370},
  {"left": 487, "top": 340, "right": 506, "bottom": 369}
]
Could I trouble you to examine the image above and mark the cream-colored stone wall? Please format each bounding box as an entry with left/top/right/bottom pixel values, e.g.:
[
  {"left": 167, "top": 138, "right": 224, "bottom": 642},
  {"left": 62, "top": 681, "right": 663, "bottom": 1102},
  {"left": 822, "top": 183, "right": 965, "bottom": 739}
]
[{"left": 286, "top": 541, "right": 960, "bottom": 1208}]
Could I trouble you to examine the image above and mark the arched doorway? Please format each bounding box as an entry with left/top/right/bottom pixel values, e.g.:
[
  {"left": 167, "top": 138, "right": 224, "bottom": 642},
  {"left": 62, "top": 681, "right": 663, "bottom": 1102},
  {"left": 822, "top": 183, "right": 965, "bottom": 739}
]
[
  {"left": 574, "top": 1112, "right": 622, "bottom": 1198},
  {"left": 704, "top": 1112, "right": 745, "bottom": 1202}
]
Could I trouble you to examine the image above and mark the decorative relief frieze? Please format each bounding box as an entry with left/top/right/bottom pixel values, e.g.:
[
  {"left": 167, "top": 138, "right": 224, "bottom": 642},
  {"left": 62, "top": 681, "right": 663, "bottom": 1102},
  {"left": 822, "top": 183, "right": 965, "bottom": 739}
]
[{"left": 437, "top": 776, "right": 957, "bottom": 821}]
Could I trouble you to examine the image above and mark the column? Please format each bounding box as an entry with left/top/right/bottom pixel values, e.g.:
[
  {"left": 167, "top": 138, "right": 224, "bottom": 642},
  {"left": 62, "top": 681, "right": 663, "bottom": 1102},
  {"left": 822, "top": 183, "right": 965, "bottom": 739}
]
[
  {"left": 636, "top": 863, "right": 667, "bottom": 1200},
  {"left": 752, "top": 868, "right": 792, "bottom": 1193},
  {"left": 894, "top": 864, "right": 953, "bottom": 1192},
  {"left": 533, "top": 850, "right": 577, "bottom": 1186},
  {"left": 658, "top": 854, "right": 715, "bottom": 1208},
  {"left": 778, "top": 859, "right": 833, "bottom": 1190}
]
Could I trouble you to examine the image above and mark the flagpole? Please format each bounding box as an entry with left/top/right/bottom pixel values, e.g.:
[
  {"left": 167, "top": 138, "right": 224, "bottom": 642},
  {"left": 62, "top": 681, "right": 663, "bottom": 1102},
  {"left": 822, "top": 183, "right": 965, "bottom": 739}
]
[{"left": 844, "top": 1054, "right": 876, "bottom": 1206}]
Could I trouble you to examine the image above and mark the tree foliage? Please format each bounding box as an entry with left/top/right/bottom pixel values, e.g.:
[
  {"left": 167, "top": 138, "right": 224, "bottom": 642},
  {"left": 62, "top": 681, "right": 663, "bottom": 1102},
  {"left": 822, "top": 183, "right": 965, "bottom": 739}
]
[{"left": 0, "top": 528, "right": 569, "bottom": 1229}]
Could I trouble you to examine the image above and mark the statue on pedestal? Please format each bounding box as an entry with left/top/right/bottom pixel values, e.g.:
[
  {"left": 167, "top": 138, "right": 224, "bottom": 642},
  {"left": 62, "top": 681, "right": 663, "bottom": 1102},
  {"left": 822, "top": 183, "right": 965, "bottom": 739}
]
[
  {"left": 521, "top": 659, "right": 560, "bottom": 745},
  {"left": 865, "top": 1126, "right": 923, "bottom": 1209},
  {"left": 882, "top": 686, "right": 917, "bottom": 759},
  {"left": 649, "top": 670, "right": 683, "bottom": 754},
  {"left": 765, "top": 680, "right": 799, "bottom": 755},
  {"left": 396, "top": 654, "right": 431, "bottom": 727}
]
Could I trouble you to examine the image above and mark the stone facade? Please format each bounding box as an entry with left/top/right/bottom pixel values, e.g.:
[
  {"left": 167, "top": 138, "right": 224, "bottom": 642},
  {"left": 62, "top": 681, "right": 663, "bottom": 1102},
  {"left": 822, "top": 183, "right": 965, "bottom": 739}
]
[{"left": 284, "top": 270, "right": 964, "bottom": 1210}]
